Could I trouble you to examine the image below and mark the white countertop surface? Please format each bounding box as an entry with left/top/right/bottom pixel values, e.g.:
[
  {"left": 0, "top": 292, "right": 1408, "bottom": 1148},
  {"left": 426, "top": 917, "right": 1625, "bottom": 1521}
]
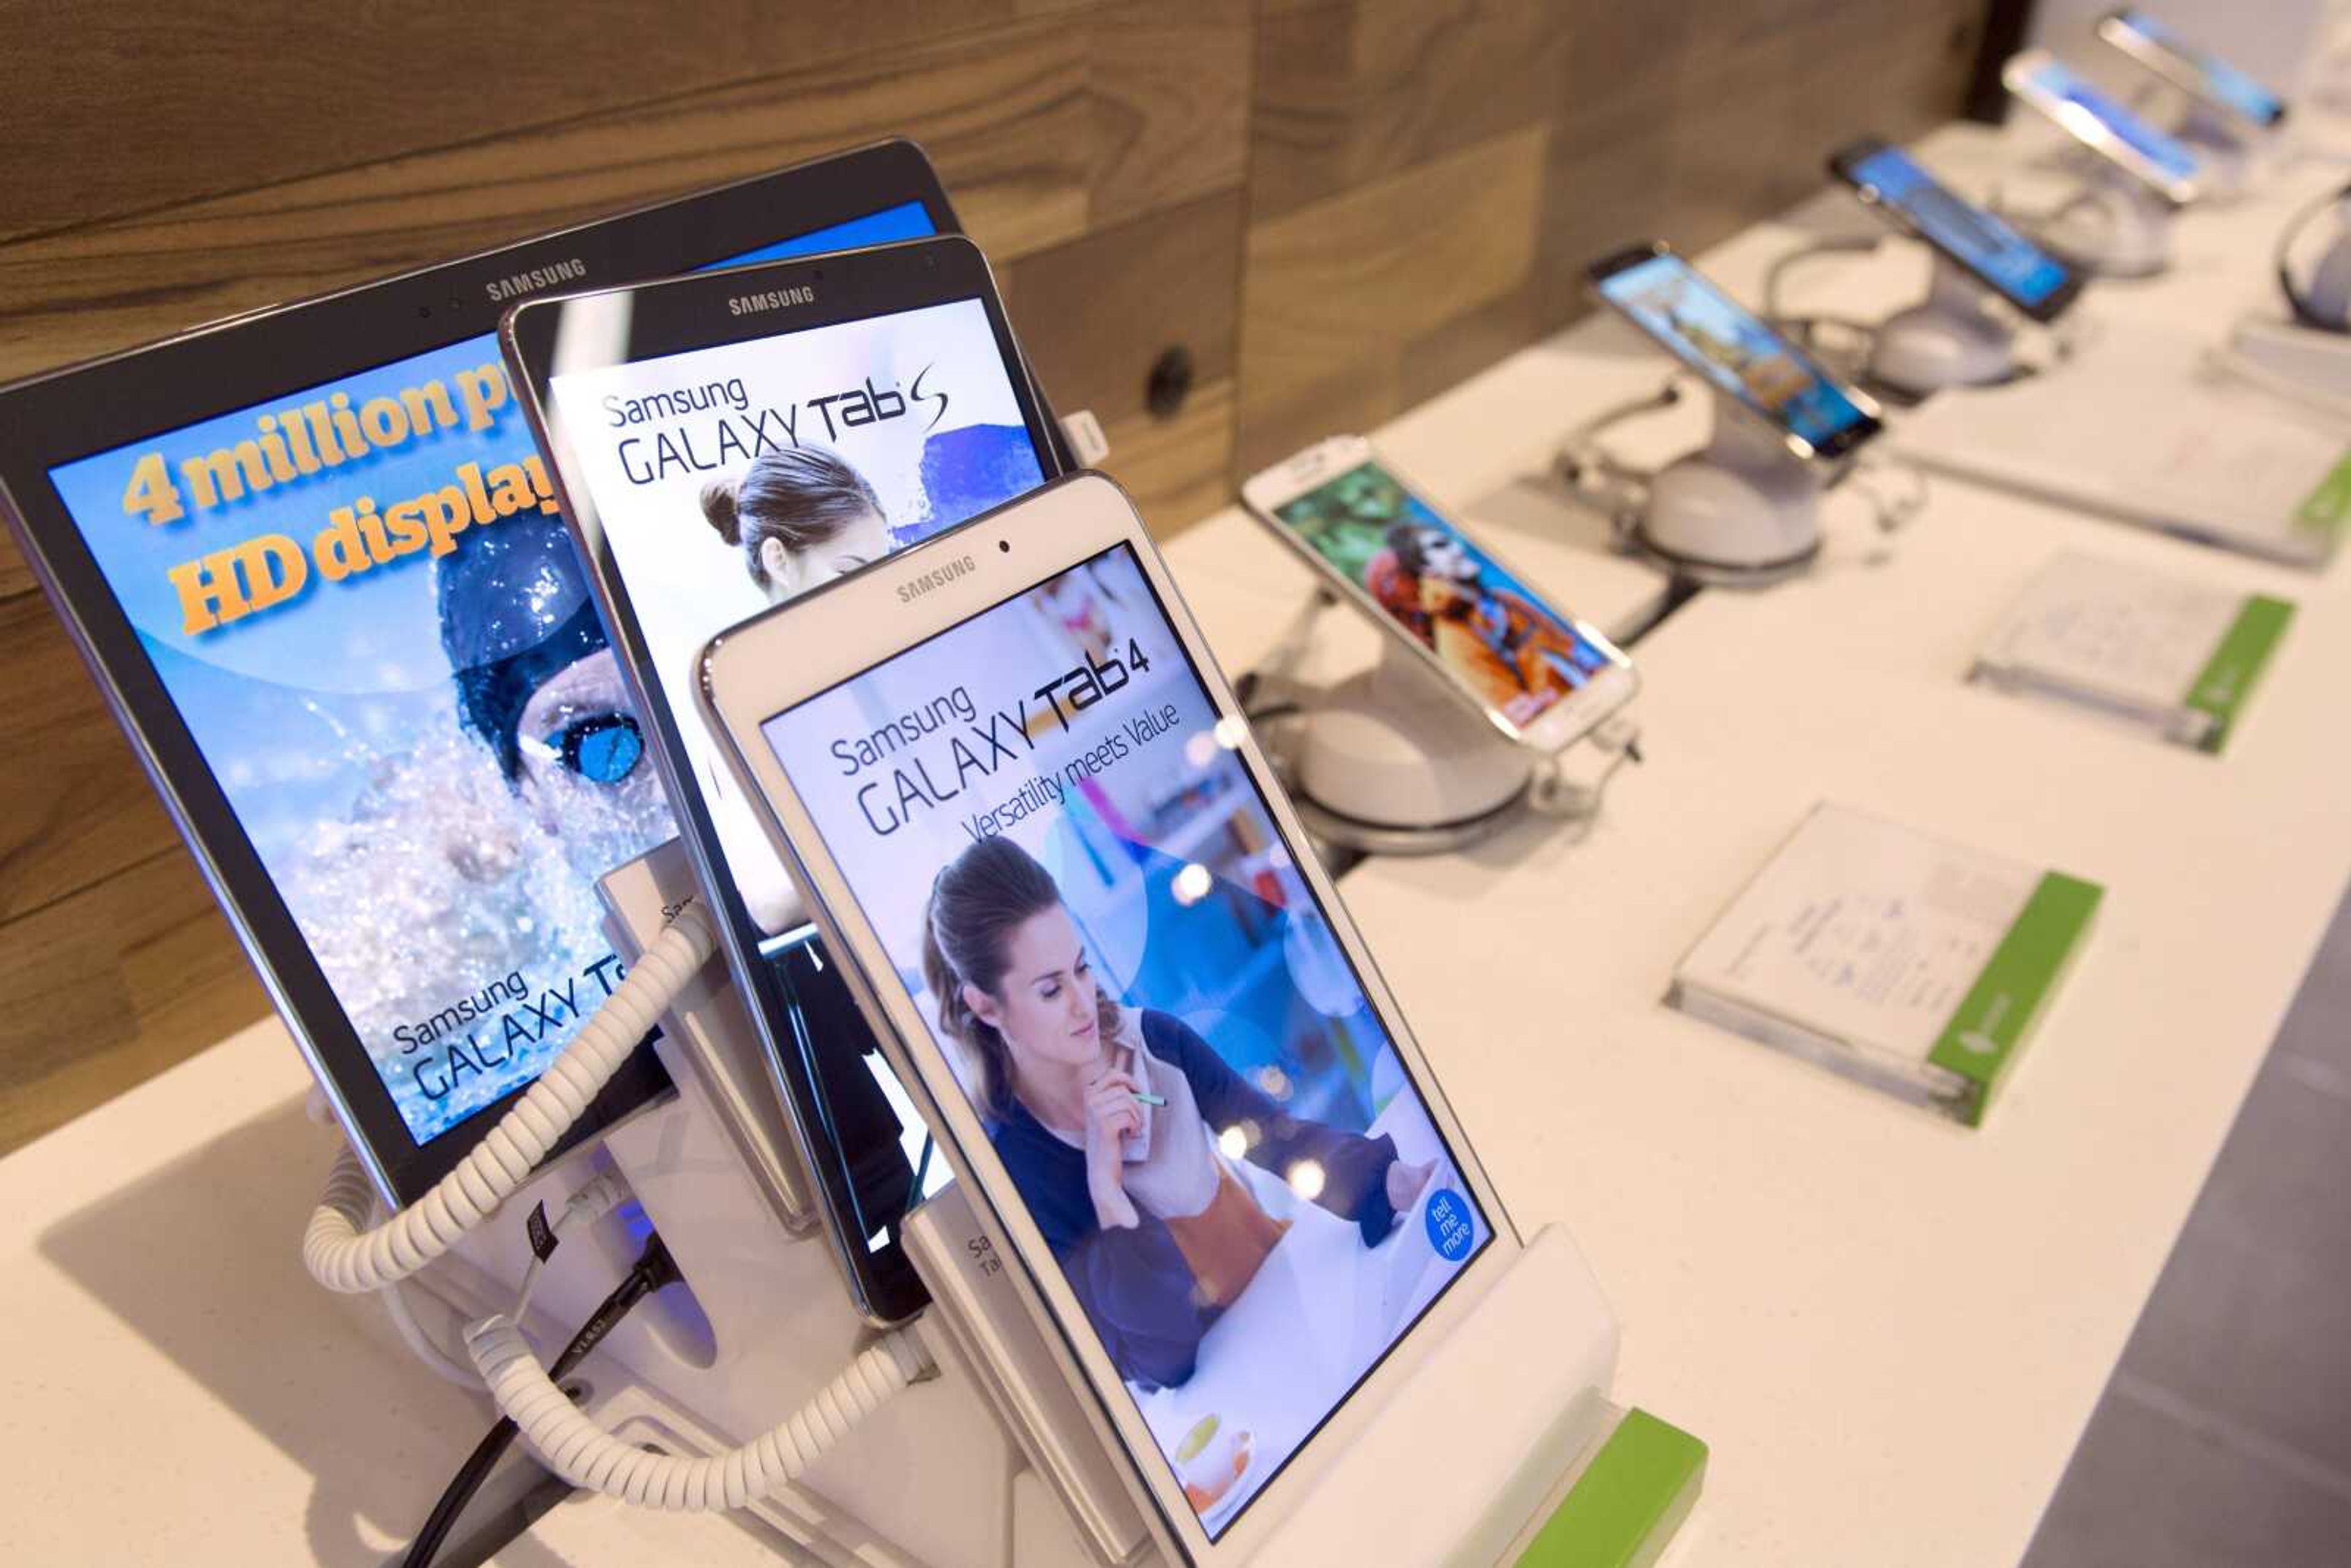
[{"left": 8, "top": 108, "right": 2351, "bottom": 1566}]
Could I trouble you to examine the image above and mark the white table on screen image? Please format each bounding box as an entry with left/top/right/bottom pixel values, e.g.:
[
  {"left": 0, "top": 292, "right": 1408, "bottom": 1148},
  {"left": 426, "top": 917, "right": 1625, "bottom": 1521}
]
[{"left": 6, "top": 105, "right": 2351, "bottom": 1568}]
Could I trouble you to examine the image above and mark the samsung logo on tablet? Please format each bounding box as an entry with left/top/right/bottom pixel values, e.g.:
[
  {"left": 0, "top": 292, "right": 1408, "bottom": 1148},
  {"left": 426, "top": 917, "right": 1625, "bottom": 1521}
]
[
  {"left": 896, "top": 556, "right": 976, "bottom": 603},
  {"left": 730, "top": 285, "right": 817, "bottom": 317},
  {"left": 484, "top": 258, "right": 588, "bottom": 303}
]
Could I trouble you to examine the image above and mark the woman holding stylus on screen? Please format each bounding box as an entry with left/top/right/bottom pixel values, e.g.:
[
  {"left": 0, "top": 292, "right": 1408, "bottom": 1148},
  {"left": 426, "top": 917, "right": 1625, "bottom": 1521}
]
[{"left": 921, "top": 835, "right": 1433, "bottom": 1392}]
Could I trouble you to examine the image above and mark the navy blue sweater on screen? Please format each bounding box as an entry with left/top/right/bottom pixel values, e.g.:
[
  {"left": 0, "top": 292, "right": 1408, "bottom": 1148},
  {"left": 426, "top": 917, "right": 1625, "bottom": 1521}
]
[{"left": 988, "top": 1008, "right": 1399, "bottom": 1390}]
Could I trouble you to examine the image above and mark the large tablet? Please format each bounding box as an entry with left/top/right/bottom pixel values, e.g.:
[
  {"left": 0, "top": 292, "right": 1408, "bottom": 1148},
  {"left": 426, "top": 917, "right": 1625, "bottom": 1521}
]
[
  {"left": 700, "top": 474, "right": 1518, "bottom": 1562},
  {"left": 0, "top": 140, "right": 1006, "bottom": 1209}
]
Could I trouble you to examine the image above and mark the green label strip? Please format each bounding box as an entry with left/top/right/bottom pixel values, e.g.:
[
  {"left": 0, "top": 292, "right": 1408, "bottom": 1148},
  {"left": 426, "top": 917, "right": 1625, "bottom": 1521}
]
[
  {"left": 1517, "top": 1408, "right": 1708, "bottom": 1568},
  {"left": 1927, "top": 872, "right": 2104, "bottom": 1126},
  {"left": 2296, "top": 448, "right": 2351, "bottom": 539},
  {"left": 2183, "top": 595, "right": 2294, "bottom": 754}
]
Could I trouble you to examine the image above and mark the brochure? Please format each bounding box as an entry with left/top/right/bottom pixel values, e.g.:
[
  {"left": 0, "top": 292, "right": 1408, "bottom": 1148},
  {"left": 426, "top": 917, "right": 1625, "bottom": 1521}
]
[
  {"left": 1669, "top": 803, "right": 2101, "bottom": 1125},
  {"left": 1973, "top": 552, "right": 2292, "bottom": 753}
]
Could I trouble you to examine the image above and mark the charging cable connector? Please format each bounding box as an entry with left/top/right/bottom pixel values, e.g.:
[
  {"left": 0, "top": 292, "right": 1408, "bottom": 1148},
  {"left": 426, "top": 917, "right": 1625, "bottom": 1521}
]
[
  {"left": 465, "top": 1311, "right": 936, "bottom": 1510},
  {"left": 302, "top": 901, "right": 717, "bottom": 1294}
]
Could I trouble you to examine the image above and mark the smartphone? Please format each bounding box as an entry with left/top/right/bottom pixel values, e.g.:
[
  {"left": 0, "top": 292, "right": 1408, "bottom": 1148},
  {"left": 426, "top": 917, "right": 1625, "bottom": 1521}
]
[
  {"left": 1829, "top": 137, "right": 2087, "bottom": 323},
  {"left": 503, "top": 236, "right": 1063, "bottom": 1325},
  {"left": 1239, "top": 437, "right": 1637, "bottom": 752},
  {"left": 2099, "top": 7, "right": 2287, "bottom": 131},
  {"left": 1587, "top": 242, "right": 1885, "bottom": 464},
  {"left": 2003, "top": 48, "right": 2204, "bottom": 206},
  {"left": 699, "top": 471, "right": 1520, "bottom": 1564}
]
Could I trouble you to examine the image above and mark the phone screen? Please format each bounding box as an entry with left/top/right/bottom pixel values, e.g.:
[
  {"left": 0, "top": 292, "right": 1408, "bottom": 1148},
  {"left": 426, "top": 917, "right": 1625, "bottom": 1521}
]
[
  {"left": 1844, "top": 144, "right": 2075, "bottom": 313},
  {"left": 1265, "top": 460, "right": 1621, "bottom": 735},
  {"left": 542, "top": 293, "right": 1053, "bottom": 1259},
  {"left": 1597, "top": 252, "right": 1877, "bottom": 455},
  {"left": 759, "top": 539, "right": 1495, "bottom": 1537},
  {"left": 2017, "top": 54, "right": 2202, "bottom": 188},
  {"left": 2110, "top": 9, "right": 2285, "bottom": 127}
]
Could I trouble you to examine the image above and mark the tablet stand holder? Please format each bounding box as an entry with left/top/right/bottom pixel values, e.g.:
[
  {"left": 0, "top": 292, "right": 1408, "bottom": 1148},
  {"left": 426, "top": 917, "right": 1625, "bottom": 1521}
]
[
  {"left": 1869, "top": 253, "right": 2023, "bottom": 397},
  {"left": 1240, "top": 591, "right": 1636, "bottom": 856},
  {"left": 2175, "top": 102, "right": 2264, "bottom": 200},
  {"left": 1559, "top": 385, "right": 1826, "bottom": 587},
  {"left": 2028, "top": 164, "right": 2174, "bottom": 279},
  {"left": 380, "top": 884, "right": 1702, "bottom": 1566}
]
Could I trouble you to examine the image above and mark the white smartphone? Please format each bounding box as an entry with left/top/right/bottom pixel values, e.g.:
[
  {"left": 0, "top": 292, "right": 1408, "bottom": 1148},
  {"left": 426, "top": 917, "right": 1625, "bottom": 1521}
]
[
  {"left": 2098, "top": 8, "right": 2287, "bottom": 132},
  {"left": 699, "top": 472, "right": 1521, "bottom": 1565},
  {"left": 2003, "top": 48, "right": 2205, "bottom": 206},
  {"left": 1239, "top": 437, "right": 1638, "bottom": 753}
]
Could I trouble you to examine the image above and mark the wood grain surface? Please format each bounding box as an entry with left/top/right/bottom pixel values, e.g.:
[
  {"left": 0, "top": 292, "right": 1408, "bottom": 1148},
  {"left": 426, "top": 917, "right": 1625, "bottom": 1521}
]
[{"left": 0, "top": 0, "right": 1983, "bottom": 1151}]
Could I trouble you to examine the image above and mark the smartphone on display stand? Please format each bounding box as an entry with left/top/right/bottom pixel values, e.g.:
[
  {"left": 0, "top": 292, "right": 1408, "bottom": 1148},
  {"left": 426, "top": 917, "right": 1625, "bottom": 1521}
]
[
  {"left": 699, "top": 471, "right": 1522, "bottom": 1564},
  {"left": 2098, "top": 7, "right": 2288, "bottom": 132},
  {"left": 504, "top": 235, "right": 1063, "bottom": 1325},
  {"left": 1586, "top": 241, "right": 1886, "bottom": 464},
  {"left": 1239, "top": 436, "right": 1637, "bottom": 752},
  {"left": 2003, "top": 48, "right": 2205, "bottom": 205},
  {"left": 1829, "top": 137, "right": 2087, "bottom": 323}
]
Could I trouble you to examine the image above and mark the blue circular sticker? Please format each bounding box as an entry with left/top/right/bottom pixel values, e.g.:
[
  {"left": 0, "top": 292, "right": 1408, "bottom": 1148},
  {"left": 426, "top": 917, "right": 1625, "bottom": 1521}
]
[{"left": 1424, "top": 1188, "right": 1475, "bottom": 1262}]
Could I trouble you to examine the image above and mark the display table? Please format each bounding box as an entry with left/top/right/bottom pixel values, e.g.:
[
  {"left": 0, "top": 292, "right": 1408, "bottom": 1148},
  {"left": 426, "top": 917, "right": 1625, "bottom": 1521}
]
[{"left": 4, "top": 113, "right": 2347, "bottom": 1566}]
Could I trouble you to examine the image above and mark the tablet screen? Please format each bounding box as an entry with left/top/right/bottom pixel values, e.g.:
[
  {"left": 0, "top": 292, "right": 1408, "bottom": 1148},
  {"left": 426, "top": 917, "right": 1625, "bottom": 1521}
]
[
  {"left": 40, "top": 202, "right": 934, "bottom": 1149},
  {"left": 760, "top": 541, "right": 1496, "bottom": 1536}
]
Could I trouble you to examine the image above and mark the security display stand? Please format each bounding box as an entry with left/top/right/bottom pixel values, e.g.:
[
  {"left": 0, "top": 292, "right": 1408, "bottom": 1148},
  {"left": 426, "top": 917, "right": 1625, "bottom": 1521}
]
[
  {"left": 399, "top": 998, "right": 1068, "bottom": 1568},
  {"left": 2174, "top": 102, "right": 2264, "bottom": 200},
  {"left": 389, "top": 909, "right": 1702, "bottom": 1567},
  {"left": 1869, "top": 253, "right": 2023, "bottom": 397},
  {"left": 1286, "top": 639, "right": 1536, "bottom": 853},
  {"left": 1638, "top": 405, "right": 1824, "bottom": 585},
  {"left": 2029, "top": 165, "right": 2175, "bottom": 278},
  {"left": 1240, "top": 591, "right": 1638, "bottom": 857}
]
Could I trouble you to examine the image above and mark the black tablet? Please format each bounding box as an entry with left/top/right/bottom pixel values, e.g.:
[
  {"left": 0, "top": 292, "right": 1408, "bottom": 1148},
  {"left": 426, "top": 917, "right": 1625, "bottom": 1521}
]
[
  {"left": 0, "top": 140, "right": 1014, "bottom": 1207},
  {"left": 503, "top": 237, "right": 1063, "bottom": 1324}
]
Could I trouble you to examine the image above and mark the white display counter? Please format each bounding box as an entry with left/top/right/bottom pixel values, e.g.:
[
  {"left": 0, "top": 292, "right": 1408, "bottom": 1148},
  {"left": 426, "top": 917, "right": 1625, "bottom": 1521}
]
[{"left": 4, "top": 111, "right": 2347, "bottom": 1565}]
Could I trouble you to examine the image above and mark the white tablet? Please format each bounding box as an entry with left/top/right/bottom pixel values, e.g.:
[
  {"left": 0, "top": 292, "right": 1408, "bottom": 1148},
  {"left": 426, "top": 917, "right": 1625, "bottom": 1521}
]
[{"left": 698, "top": 472, "right": 1520, "bottom": 1564}]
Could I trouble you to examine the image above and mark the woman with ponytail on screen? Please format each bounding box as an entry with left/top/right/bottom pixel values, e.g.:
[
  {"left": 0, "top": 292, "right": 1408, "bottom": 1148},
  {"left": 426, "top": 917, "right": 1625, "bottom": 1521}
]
[
  {"left": 694, "top": 444, "right": 894, "bottom": 929},
  {"left": 701, "top": 443, "right": 893, "bottom": 603},
  {"left": 921, "top": 836, "right": 1434, "bottom": 1392}
]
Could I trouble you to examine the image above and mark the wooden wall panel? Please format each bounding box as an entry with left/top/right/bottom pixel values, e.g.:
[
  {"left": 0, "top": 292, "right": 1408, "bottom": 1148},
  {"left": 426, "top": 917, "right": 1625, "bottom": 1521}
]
[
  {"left": 1235, "top": 0, "right": 1987, "bottom": 475},
  {"left": 0, "top": 0, "right": 1984, "bottom": 1152},
  {"left": 0, "top": 2, "right": 1030, "bottom": 244}
]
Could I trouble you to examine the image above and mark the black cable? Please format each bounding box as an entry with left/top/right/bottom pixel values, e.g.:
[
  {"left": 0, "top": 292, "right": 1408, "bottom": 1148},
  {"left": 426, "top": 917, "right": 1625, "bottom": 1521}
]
[{"left": 400, "top": 1233, "right": 682, "bottom": 1568}]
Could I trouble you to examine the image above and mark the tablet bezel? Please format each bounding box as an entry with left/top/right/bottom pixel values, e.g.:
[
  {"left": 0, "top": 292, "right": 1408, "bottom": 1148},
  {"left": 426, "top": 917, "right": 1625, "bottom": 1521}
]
[{"left": 0, "top": 140, "right": 1001, "bottom": 1207}]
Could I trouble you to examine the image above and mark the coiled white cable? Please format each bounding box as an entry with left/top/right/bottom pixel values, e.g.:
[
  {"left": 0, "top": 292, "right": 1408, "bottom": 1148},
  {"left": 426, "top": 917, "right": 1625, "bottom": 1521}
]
[
  {"left": 465, "top": 1314, "right": 935, "bottom": 1510},
  {"left": 302, "top": 901, "right": 718, "bottom": 1294}
]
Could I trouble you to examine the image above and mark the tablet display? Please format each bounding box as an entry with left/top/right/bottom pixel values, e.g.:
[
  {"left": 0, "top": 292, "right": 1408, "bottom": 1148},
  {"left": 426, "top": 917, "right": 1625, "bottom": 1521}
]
[{"left": 0, "top": 147, "right": 971, "bottom": 1201}]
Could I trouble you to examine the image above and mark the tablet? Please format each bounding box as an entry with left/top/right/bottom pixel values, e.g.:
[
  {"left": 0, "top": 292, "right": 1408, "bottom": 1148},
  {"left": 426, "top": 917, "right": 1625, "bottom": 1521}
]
[
  {"left": 503, "top": 237, "right": 1062, "bottom": 1323},
  {"left": 0, "top": 140, "right": 1012, "bottom": 1208},
  {"left": 701, "top": 475, "right": 1520, "bottom": 1562}
]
